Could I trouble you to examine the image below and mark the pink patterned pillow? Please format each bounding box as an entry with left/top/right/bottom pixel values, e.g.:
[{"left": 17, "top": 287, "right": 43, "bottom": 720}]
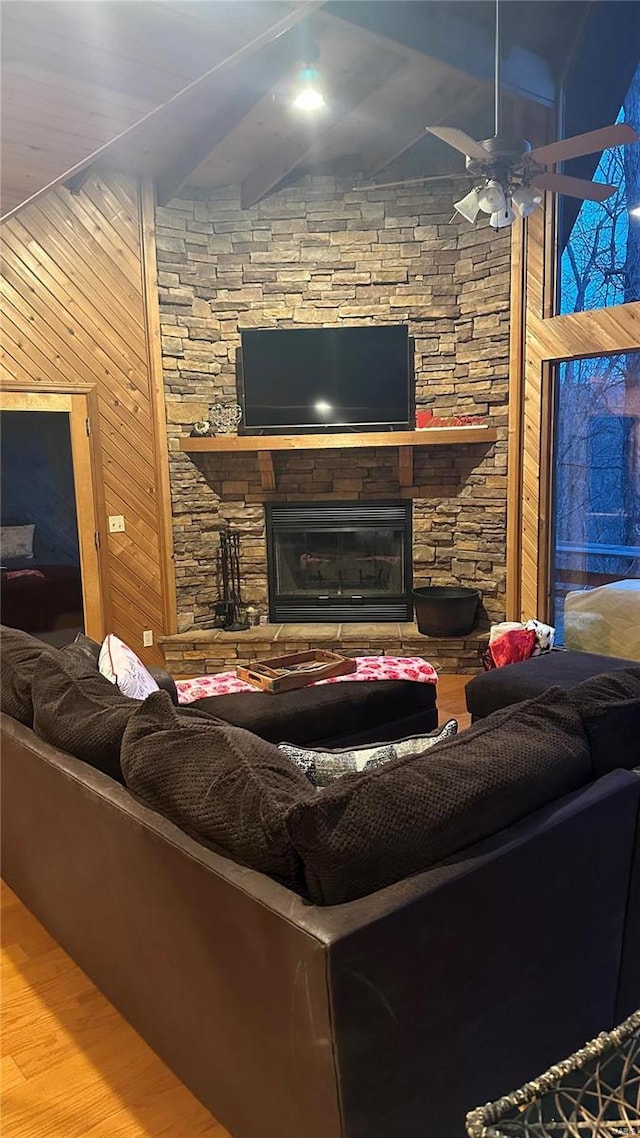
[{"left": 98, "top": 634, "right": 159, "bottom": 700}]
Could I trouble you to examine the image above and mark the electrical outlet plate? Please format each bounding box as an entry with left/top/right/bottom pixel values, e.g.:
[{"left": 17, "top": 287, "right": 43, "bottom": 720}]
[
  {"left": 142, "top": 630, "right": 153, "bottom": 647},
  {"left": 108, "top": 515, "right": 125, "bottom": 533}
]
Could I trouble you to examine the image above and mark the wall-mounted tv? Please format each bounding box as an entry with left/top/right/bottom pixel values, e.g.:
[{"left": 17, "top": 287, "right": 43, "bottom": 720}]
[{"left": 238, "top": 324, "right": 412, "bottom": 433}]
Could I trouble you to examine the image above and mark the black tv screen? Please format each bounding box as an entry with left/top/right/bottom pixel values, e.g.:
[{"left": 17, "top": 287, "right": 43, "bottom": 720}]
[{"left": 239, "top": 325, "right": 411, "bottom": 432}]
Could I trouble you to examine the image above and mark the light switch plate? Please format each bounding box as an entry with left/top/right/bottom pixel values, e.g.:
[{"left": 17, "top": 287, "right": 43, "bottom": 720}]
[
  {"left": 108, "top": 515, "right": 125, "bottom": 533},
  {"left": 142, "top": 630, "right": 153, "bottom": 647}
]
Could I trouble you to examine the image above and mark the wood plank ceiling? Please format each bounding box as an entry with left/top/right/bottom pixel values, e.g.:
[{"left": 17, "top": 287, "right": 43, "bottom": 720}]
[
  {"left": 0, "top": 0, "right": 303, "bottom": 215},
  {"left": 1, "top": 1, "right": 586, "bottom": 219}
]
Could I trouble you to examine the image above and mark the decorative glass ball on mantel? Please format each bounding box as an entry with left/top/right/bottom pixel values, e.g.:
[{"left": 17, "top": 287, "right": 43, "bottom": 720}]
[
  {"left": 209, "top": 402, "right": 243, "bottom": 435},
  {"left": 190, "top": 420, "right": 212, "bottom": 437}
]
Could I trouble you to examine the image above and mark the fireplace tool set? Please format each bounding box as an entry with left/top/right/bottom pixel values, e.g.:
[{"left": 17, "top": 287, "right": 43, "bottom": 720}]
[{"left": 215, "top": 528, "right": 249, "bottom": 631}]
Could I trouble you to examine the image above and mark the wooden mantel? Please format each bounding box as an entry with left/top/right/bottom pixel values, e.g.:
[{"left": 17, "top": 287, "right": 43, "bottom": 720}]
[{"left": 179, "top": 426, "right": 499, "bottom": 490}]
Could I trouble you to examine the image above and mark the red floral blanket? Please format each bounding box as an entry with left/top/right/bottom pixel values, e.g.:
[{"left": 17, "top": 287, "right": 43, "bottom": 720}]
[{"left": 176, "top": 655, "right": 437, "bottom": 704}]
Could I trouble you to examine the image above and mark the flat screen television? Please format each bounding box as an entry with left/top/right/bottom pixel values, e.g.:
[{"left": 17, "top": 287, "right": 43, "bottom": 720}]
[{"left": 238, "top": 324, "right": 412, "bottom": 433}]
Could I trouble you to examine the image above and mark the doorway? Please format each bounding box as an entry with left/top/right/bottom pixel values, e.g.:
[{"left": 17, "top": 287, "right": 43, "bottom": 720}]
[{"left": 0, "top": 391, "right": 104, "bottom": 644}]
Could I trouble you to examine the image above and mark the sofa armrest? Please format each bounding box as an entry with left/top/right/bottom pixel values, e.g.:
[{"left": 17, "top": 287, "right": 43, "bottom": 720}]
[
  {"left": 148, "top": 665, "right": 178, "bottom": 706},
  {"left": 323, "top": 770, "right": 640, "bottom": 1138}
]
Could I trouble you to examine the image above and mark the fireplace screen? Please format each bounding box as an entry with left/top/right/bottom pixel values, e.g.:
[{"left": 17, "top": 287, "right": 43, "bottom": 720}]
[{"left": 266, "top": 502, "right": 412, "bottom": 622}]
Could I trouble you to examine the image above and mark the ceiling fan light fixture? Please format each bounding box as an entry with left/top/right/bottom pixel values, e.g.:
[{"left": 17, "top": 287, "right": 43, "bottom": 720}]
[
  {"left": 511, "top": 185, "right": 543, "bottom": 218},
  {"left": 489, "top": 202, "right": 516, "bottom": 229},
  {"left": 477, "top": 179, "right": 507, "bottom": 214},
  {"left": 453, "top": 187, "right": 482, "bottom": 223}
]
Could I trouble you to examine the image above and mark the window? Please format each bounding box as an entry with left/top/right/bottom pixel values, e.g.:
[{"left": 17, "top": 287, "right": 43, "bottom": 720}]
[
  {"left": 558, "top": 60, "right": 640, "bottom": 315},
  {"left": 551, "top": 351, "right": 640, "bottom": 655}
]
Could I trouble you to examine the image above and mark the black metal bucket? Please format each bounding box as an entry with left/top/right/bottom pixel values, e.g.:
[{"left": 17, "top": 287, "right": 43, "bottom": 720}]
[{"left": 412, "top": 586, "right": 481, "bottom": 637}]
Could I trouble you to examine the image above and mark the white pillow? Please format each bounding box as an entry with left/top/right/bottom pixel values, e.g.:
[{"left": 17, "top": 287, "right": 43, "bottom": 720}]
[
  {"left": 1, "top": 523, "right": 35, "bottom": 559},
  {"left": 98, "top": 634, "right": 159, "bottom": 700}
]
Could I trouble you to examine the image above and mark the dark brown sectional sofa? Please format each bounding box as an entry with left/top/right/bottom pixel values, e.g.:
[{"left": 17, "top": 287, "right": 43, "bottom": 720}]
[{"left": 2, "top": 625, "right": 640, "bottom": 1138}]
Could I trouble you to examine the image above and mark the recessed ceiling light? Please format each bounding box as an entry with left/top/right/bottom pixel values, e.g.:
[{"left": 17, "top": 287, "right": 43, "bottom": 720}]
[
  {"left": 293, "top": 62, "right": 325, "bottom": 112},
  {"left": 293, "top": 87, "right": 325, "bottom": 112}
]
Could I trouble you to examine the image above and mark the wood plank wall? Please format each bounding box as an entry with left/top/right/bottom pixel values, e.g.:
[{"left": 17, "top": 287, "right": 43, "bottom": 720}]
[
  {"left": 507, "top": 202, "right": 640, "bottom": 621},
  {"left": 0, "top": 171, "right": 176, "bottom": 663}
]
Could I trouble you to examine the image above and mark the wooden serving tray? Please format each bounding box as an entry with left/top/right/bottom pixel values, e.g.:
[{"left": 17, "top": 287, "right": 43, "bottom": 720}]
[{"left": 237, "top": 649, "right": 357, "bottom": 694}]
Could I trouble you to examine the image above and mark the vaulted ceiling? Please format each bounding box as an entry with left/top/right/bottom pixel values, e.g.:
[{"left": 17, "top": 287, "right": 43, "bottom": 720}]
[{"left": 1, "top": 1, "right": 590, "bottom": 220}]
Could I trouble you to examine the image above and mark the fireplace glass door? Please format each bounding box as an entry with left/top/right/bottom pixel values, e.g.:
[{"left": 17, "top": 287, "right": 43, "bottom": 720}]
[{"left": 266, "top": 502, "right": 412, "bottom": 622}]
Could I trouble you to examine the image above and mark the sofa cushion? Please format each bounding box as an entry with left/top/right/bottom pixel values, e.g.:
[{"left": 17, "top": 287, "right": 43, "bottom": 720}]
[
  {"left": 278, "top": 720, "right": 459, "bottom": 787},
  {"left": 192, "top": 679, "right": 437, "bottom": 747},
  {"left": 286, "top": 687, "right": 592, "bottom": 905},
  {"left": 32, "top": 649, "right": 139, "bottom": 781},
  {"left": 121, "top": 691, "right": 315, "bottom": 887},
  {"left": 0, "top": 624, "right": 58, "bottom": 726},
  {"left": 569, "top": 666, "right": 640, "bottom": 776}
]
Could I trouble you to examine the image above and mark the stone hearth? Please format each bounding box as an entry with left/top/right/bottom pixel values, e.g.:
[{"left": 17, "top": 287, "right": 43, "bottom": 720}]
[{"left": 159, "top": 623, "right": 486, "bottom": 677}]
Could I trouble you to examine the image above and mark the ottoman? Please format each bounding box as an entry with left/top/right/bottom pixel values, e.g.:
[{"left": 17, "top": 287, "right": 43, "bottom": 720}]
[
  {"left": 191, "top": 679, "right": 438, "bottom": 747},
  {"left": 465, "top": 649, "right": 638, "bottom": 721}
]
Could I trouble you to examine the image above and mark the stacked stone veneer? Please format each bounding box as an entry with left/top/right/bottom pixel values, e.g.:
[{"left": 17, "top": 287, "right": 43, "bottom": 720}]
[{"left": 156, "top": 175, "right": 510, "bottom": 632}]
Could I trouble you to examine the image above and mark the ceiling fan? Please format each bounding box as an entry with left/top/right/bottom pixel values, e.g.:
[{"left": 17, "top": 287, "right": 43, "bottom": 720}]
[{"left": 370, "top": 0, "right": 638, "bottom": 228}]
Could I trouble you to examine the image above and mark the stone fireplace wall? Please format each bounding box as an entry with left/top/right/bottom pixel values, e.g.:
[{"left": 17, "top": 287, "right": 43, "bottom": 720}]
[{"left": 156, "top": 175, "right": 510, "bottom": 631}]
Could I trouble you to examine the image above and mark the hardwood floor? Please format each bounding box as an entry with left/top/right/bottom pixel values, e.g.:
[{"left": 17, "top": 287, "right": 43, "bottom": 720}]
[
  {"left": 1, "top": 675, "right": 470, "bottom": 1138},
  {"left": 1, "top": 883, "right": 230, "bottom": 1138},
  {"left": 436, "top": 672, "right": 471, "bottom": 730}
]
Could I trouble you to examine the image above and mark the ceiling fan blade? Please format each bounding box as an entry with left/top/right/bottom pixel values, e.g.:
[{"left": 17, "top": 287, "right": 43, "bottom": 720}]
[
  {"left": 426, "top": 127, "right": 491, "bottom": 162},
  {"left": 531, "top": 172, "right": 617, "bottom": 202},
  {"left": 529, "top": 123, "right": 638, "bottom": 166},
  {"left": 363, "top": 173, "right": 470, "bottom": 191}
]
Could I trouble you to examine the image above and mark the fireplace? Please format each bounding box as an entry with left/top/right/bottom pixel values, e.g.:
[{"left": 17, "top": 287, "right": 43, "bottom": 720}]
[{"left": 265, "top": 502, "right": 412, "bottom": 622}]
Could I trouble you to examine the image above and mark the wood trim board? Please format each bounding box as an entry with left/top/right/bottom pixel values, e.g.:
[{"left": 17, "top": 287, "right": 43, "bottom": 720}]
[
  {"left": 180, "top": 426, "right": 498, "bottom": 452},
  {"left": 138, "top": 178, "right": 178, "bottom": 635}
]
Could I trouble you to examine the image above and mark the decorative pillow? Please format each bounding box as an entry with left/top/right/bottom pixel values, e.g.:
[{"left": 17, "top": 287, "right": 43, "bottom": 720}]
[
  {"left": 393, "top": 719, "right": 459, "bottom": 757},
  {"left": 32, "top": 649, "right": 139, "bottom": 781},
  {"left": 568, "top": 666, "right": 640, "bottom": 777},
  {"left": 1, "top": 524, "right": 35, "bottom": 560},
  {"left": 99, "top": 634, "right": 159, "bottom": 700},
  {"left": 121, "top": 691, "right": 314, "bottom": 887},
  {"left": 279, "top": 720, "right": 458, "bottom": 787},
  {"left": 285, "top": 688, "right": 592, "bottom": 905},
  {"left": 0, "top": 624, "right": 58, "bottom": 726}
]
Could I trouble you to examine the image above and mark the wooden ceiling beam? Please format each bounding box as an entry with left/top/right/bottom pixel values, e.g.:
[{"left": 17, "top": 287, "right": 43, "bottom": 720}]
[
  {"left": 322, "top": 2, "right": 556, "bottom": 108},
  {"left": 361, "top": 83, "right": 492, "bottom": 178},
  {"left": 240, "top": 50, "right": 404, "bottom": 209},
  {"left": 1, "top": 1, "right": 323, "bottom": 224},
  {"left": 155, "top": 34, "right": 299, "bottom": 206},
  {"left": 65, "top": 166, "right": 93, "bottom": 195}
]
